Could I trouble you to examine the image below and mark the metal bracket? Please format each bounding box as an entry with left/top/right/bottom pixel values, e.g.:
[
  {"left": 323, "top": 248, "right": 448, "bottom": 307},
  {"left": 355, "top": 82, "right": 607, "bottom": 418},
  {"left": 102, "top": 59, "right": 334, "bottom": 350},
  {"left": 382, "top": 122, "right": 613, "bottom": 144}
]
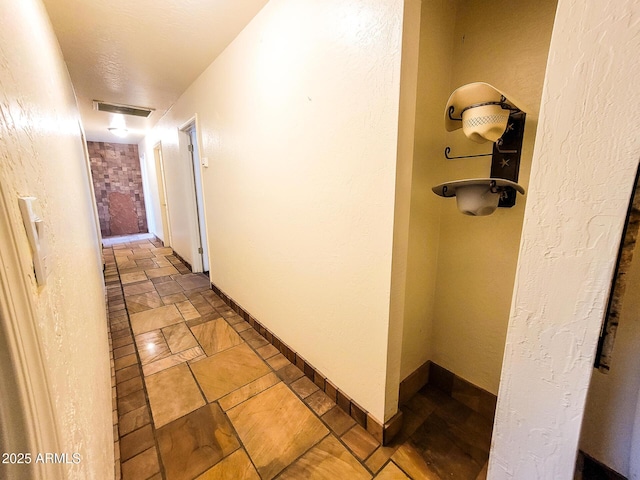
[
  {"left": 444, "top": 140, "right": 517, "bottom": 160},
  {"left": 491, "top": 112, "right": 526, "bottom": 208}
]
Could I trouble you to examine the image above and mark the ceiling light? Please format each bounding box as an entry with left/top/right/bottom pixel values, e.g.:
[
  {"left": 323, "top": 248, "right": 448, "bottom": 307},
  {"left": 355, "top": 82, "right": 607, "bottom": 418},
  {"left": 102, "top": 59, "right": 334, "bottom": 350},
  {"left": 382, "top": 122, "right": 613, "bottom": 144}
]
[{"left": 108, "top": 127, "right": 129, "bottom": 138}]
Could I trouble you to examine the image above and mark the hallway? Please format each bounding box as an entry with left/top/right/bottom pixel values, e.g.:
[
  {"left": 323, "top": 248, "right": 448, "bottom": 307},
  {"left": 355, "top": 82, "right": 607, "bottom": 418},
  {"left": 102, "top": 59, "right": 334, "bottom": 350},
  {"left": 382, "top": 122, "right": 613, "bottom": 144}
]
[{"left": 104, "top": 234, "right": 491, "bottom": 480}]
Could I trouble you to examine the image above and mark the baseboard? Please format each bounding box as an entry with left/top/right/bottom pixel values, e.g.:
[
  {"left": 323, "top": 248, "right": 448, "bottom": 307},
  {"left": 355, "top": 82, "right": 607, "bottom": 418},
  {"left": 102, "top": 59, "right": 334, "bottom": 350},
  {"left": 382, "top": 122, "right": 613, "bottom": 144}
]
[
  {"left": 400, "top": 360, "right": 497, "bottom": 422},
  {"left": 576, "top": 451, "right": 627, "bottom": 480},
  {"left": 209, "top": 281, "right": 403, "bottom": 445}
]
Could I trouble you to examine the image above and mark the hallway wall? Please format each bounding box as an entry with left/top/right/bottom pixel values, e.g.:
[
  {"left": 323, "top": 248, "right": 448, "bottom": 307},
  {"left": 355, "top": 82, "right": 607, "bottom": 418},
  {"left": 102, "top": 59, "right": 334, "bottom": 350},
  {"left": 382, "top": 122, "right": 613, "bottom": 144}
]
[
  {"left": 580, "top": 235, "right": 640, "bottom": 476},
  {"left": 0, "top": 1, "right": 113, "bottom": 478},
  {"left": 140, "top": 0, "right": 405, "bottom": 422},
  {"left": 88, "top": 141, "right": 148, "bottom": 237}
]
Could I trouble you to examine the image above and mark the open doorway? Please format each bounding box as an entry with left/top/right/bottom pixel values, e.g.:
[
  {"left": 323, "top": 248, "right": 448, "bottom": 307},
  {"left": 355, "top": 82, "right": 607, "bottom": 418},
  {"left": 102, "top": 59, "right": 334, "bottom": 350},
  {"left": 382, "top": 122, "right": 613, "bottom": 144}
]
[
  {"left": 181, "top": 120, "right": 209, "bottom": 274},
  {"left": 153, "top": 143, "right": 172, "bottom": 247}
]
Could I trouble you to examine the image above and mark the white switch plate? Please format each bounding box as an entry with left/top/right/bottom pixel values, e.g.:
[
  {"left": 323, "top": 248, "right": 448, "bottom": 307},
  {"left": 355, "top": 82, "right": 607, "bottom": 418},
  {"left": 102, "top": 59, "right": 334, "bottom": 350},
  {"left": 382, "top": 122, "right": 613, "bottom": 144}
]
[
  {"left": 18, "top": 197, "right": 49, "bottom": 286},
  {"left": 201, "top": 157, "right": 209, "bottom": 168}
]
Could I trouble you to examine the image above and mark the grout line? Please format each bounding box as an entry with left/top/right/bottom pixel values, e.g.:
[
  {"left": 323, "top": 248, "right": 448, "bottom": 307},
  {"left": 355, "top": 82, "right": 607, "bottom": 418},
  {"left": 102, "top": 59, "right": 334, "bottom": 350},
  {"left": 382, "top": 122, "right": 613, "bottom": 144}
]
[{"left": 106, "top": 239, "right": 168, "bottom": 480}]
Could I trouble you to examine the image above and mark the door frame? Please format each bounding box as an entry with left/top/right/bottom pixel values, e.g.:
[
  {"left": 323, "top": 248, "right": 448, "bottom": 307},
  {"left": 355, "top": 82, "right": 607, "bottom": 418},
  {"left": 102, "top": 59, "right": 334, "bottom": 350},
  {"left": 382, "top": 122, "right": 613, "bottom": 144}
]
[
  {"left": 179, "top": 116, "right": 209, "bottom": 274},
  {"left": 153, "top": 142, "right": 172, "bottom": 247},
  {"left": 0, "top": 182, "right": 63, "bottom": 480}
]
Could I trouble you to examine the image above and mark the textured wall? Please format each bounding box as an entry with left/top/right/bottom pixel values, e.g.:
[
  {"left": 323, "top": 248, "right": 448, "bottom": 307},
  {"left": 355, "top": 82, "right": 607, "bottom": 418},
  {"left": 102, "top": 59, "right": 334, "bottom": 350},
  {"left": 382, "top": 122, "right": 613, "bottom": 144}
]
[
  {"left": 426, "top": 0, "right": 557, "bottom": 395},
  {"left": 139, "top": 0, "right": 405, "bottom": 422},
  {"left": 580, "top": 235, "right": 640, "bottom": 476},
  {"left": 88, "top": 141, "right": 147, "bottom": 237},
  {"left": 489, "top": 0, "right": 640, "bottom": 477},
  {"left": 0, "top": 0, "right": 113, "bottom": 478}
]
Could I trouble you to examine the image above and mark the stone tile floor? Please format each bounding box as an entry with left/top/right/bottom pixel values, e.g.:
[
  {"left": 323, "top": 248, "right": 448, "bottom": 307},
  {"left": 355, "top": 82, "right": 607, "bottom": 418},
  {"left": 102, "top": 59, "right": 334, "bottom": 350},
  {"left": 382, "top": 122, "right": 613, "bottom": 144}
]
[{"left": 104, "top": 234, "right": 490, "bottom": 480}]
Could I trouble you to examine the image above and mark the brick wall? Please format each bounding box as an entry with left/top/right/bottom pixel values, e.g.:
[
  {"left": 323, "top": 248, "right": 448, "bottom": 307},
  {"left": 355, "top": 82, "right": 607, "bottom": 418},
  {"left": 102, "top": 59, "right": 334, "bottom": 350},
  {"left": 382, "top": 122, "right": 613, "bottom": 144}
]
[{"left": 88, "top": 142, "right": 148, "bottom": 237}]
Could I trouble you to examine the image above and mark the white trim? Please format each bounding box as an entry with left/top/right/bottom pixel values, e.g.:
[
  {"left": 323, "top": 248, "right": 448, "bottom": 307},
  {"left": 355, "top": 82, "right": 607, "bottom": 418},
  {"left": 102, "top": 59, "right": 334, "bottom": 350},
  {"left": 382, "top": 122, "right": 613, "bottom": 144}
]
[
  {"left": 0, "top": 183, "right": 63, "bottom": 479},
  {"left": 179, "top": 114, "right": 210, "bottom": 274}
]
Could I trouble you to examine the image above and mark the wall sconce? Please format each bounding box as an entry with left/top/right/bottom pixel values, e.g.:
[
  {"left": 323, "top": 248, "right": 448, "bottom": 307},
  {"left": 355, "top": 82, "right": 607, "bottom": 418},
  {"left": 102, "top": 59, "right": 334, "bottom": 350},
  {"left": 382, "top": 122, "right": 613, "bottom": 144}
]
[{"left": 433, "top": 82, "right": 527, "bottom": 216}]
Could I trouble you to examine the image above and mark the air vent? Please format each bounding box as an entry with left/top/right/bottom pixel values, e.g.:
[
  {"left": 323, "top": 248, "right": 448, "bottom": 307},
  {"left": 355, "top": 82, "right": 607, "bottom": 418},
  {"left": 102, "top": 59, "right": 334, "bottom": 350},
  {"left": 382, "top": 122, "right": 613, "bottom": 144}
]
[{"left": 93, "top": 100, "right": 154, "bottom": 118}]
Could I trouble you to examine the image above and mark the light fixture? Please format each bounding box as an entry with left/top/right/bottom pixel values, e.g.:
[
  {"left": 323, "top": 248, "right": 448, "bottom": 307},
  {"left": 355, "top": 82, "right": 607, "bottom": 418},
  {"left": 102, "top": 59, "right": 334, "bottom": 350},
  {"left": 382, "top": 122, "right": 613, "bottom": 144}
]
[
  {"left": 108, "top": 127, "right": 129, "bottom": 138},
  {"left": 433, "top": 82, "right": 527, "bottom": 215}
]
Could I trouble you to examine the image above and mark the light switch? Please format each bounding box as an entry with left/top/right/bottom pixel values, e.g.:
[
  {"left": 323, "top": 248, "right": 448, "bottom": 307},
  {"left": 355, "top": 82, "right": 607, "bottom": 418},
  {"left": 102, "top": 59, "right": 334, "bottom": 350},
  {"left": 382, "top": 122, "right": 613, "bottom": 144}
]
[
  {"left": 18, "top": 197, "right": 49, "bottom": 286},
  {"left": 201, "top": 157, "right": 209, "bottom": 168}
]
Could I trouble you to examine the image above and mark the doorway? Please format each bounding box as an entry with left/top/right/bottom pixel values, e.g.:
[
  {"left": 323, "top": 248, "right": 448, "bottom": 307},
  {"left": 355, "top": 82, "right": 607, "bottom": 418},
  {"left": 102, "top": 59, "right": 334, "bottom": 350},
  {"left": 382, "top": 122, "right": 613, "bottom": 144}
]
[
  {"left": 182, "top": 121, "right": 209, "bottom": 273},
  {"left": 153, "top": 143, "right": 172, "bottom": 247}
]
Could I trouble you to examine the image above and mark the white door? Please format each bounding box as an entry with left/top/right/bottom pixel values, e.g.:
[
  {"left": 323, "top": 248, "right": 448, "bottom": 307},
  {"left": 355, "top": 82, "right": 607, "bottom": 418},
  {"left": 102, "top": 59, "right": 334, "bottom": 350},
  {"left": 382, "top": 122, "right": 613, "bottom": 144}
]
[
  {"left": 153, "top": 144, "right": 171, "bottom": 247},
  {"left": 185, "top": 125, "right": 209, "bottom": 272}
]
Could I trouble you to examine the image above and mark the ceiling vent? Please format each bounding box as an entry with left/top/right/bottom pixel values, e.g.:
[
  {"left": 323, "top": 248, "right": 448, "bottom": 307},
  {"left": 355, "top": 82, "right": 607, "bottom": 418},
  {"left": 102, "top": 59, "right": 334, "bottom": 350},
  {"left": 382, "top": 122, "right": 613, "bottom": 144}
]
[{"left": 93, "top": 100, "right": 154, "bottom": 118}]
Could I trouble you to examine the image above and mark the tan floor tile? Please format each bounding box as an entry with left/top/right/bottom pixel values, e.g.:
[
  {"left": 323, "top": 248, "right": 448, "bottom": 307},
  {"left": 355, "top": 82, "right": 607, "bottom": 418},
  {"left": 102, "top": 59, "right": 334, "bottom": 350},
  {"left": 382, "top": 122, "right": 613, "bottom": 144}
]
[
  {"left": 279, "top": 435, "right": 371, "bottom": 480},
  {"left": 232, "top": 321, "right": 252, "bottom": 333},
  {"left": 162, "top": 292, "right": 188, "bottom": 305},
  {"left": 118, "top": 389, "right": 147, "bottom": 416},
  {"left": 163, "top": 322, "right": 198, "bottom": 354},
  {"left": 256, "top": 344, "right": 279, "bottom": 359},
  {"left": 157, "top": 403, "right": 240, "bottom": 480},
  {"left": 126, "top": 291, "right": 163, "bottom": 313},
  {"left": 322, "top": 406, "right": 356, "bottom": 436},
  {"left": 136, "top": 330, "right": 171, "bottom": 364},
  {"left": 150, "top": 247, "right": 174, "bottom": 256},
  {"left": 291, "top": 376, "right": 320, "bottom": 399},
  {"left": 120, "top": 424, "right": 155, "bottom": 462},
  {"left": 116, "top": 364, "right": 141, "bottom": 385},
  {"left": 176, "top": 300, "right": 201, "bottom": 321},
  {"left": 130, "top": 304, "right": 183, "bottom": 335},
  {"left": 145, "top": 265, "right": 179, "bottom": 279},
  {"left": 146, "top": 363, "right": 205, "bottom": 428},
  {"left": 225, "top": 314, "right": 245, "bottom": 325},
  {"left": 120, "top": 271, "right": 149, "bottom": 284},
  {"left": 174, "top": 273, "right": 211, "bottom": 290},
  {"left": 135, "top": 258, "right": 157, "bottom": 268},
  {"left": 191, "top": 318, "right": 243, "bottom": 356},
  {"left": 227, "top": 382, "right": 328, "bottom": 480},
  {"left": 365, "top": 446, "right": 397, "bottom": 475},
  {"left": 129, "top": 250, "right": 154, "bottom": 258},
  {"left": 114, "top": 353, "right": 138, "bottom": 371},
  {"left": 195, "top": 449, "right": 259, "bottom": 480},
  {"left": 390, "top": 443, "right": 440, "bottom": 480},
  {"left": 113, "top": 343, "right": 136, "bottom": 360},
  {"left": 267, "top": 353, "right": 290, "bottom": 371},
  {"left": 121, "top": 447, "right": 160, "bottom": 480},
  {"left": 191, "top": 343, "right": 271, "bottom": 402},
  {"left": 305, "top": 390, "right": 336, "bottom": 416},
  {"left": 277, "top": 364, "right": 304, "bottom": 384},
  {"left": 219, "top": 372, "right": 281, "bottom": 411},
  {"left": 123, "top": 280, "right": 156, "bottom": 296},
  {"left": 151, "top": 274, "right": 173, "bottom": 284},
  {"left": 119, "top": 406, "right": 151, "bottom": 436},
  {"left": 153, "top": 257, "right": 173, "bottom": 268},
  {"left": 117, "top": 375, "right": 144, "bottom": 397},
  {"left": 342, "top": 425, "right": 379, "bottom": 461},
  {"left": 155, "top": 280, "right": 184, "bottom": 297},
  {"left": 374, "top": 462, "right": 410, "bottom": 479},
  {"left": 142, "top": 346, "right": 205, "bottom": 376},
  {"left": 116, "top": 260, "right": 138, "bottom": 270}
]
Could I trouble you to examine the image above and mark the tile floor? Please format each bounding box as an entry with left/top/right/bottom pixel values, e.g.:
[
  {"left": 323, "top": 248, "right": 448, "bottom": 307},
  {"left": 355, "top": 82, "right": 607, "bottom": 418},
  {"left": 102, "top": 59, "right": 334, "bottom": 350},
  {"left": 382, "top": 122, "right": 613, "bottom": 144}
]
[{"left": 104, "top": 234, "right": 491, "bottom": 480}]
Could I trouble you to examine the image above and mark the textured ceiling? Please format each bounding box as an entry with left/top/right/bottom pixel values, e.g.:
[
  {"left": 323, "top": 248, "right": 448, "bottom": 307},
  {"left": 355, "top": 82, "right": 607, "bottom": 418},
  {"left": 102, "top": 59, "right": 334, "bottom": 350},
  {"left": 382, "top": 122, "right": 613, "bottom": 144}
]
[{"left": 43, "top": 0, "right": 269, "bottom": 143}]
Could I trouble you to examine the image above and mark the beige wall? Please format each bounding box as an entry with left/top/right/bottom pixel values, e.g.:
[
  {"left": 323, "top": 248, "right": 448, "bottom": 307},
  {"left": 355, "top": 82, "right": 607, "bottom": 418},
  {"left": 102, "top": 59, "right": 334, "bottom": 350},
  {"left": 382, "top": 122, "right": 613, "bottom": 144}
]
[
  {"left": 0, "top": 1, "right": 113, "bottom": 479},
  {"left": 140, "top": 0, "right": 405, "bottom": 422},
  {"left": 580, "top": 236, "right": 640, "bottom": 476},
  {"left": 400, "top": 0, "right": 557, "bottom": 393},
  {"left": 399, "top": 0, "right": 457, "bottom": 380},
  {"left": 490, "top": 0, "right": 640, "bottom": 476}
]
